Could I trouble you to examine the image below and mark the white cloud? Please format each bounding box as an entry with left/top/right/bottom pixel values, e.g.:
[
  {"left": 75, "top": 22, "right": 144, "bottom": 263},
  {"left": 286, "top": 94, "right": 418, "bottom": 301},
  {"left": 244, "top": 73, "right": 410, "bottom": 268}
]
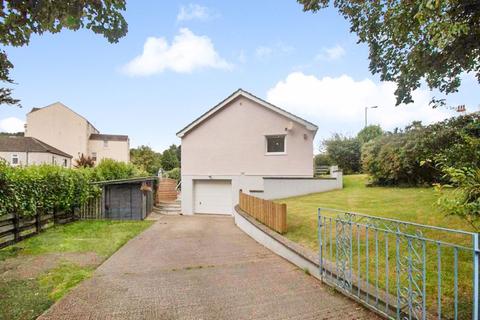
[
  {"left": 177, "top": 4, "right": 214, "bottom": 22},
  {"left": 255, "top": 42, "right": 294, "bottom": 59},
  {"left": 316, "top": 45, "right": 346, "bottom": 61},
  {"left": 122, "top": 28, "right": 232, "bottom": 76},
  {"left": 0, "top": 117, "right": 25, "bottom": 133},
  {"left": 267, "top": 72, "right": 453, "bottom": 139}
]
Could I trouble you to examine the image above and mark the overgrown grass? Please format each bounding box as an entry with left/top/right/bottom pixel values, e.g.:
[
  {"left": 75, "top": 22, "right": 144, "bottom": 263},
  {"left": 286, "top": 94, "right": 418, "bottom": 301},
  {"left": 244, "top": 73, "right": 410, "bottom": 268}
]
[
  {"left": 0, "top": 220, "right": 152, "bottom": 320},
  {"left": 280, "top": 175, "right": 474, "bottom": 319}
]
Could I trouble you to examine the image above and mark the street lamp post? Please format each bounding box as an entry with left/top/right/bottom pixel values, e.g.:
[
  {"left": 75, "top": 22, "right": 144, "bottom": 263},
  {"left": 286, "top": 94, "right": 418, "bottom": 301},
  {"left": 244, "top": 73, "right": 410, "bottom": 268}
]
[{"left": 365, "top": 106, "right": 378, "bottom": 127}]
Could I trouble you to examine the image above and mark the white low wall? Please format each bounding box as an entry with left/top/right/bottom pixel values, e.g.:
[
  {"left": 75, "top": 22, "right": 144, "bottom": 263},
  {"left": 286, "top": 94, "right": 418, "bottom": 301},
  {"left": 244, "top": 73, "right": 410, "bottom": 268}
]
[
  {"left": 262, "top": 171, "right": 343, "bottom": 200},
  {"left": 233, "top": 207, "right": 321, "bottom": 280}
]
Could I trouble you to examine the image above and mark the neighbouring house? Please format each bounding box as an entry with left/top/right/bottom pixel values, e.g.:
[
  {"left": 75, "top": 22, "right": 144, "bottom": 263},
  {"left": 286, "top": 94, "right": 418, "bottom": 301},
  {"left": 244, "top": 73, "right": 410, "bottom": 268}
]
[
  {"left": 24, "top": 102, "right": 130, "bottom": 165},
  {"left": 0, "top": 136, "right": 72, "bottom": 167},
  {"left": 177, "top": 89, "right": 342, "bottom": 215}
]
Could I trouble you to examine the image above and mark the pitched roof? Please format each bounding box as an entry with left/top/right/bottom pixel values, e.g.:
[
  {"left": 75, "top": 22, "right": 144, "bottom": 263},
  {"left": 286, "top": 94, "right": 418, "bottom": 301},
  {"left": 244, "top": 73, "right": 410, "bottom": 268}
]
[
  {"left": 89, "top": 134, "right": 129, "bottom": 142},
  {"left": 176, "top": 89, "right": 318, "bottom": 138},
  {"left": 0, "top": 136, "right": 72, "bottom": 158},
  {"left": 28, "top": 102, "right": 99, "bottom": 133}
]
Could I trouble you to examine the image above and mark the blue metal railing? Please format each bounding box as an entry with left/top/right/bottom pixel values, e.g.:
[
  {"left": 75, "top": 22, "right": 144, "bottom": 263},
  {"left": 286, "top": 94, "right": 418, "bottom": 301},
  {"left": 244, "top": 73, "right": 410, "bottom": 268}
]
[{"left": 317, "top": 208, "right": 480, "bottom": 320}]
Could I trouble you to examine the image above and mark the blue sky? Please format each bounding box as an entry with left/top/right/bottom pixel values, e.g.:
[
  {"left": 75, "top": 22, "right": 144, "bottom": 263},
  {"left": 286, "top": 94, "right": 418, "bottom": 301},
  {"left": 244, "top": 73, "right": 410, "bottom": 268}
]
[{"left": 1, "top": 1, "right": 479, "bottom": 152}]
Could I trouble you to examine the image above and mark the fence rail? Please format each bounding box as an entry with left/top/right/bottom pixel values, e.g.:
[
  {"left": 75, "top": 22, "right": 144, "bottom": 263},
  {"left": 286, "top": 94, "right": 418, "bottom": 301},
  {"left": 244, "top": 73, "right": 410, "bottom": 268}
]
[
  {"left": 317, "top": 207, "right": 479, "bottom": 320},
  {"left": 239, "top": 192, "right": 287, "bottom": 234},
  {"left": 0, "top": 210, "right": 76, "bottom": 249},
  {"left": 77, "top": 196, "right": 103, "bottom": 220}
]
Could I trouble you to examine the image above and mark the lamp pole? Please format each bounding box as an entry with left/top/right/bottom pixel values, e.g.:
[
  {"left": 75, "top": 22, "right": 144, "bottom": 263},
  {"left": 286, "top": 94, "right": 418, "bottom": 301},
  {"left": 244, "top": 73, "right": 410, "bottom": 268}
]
[{"left": 364, "top": 106, "right": 378, "bottom": 127}]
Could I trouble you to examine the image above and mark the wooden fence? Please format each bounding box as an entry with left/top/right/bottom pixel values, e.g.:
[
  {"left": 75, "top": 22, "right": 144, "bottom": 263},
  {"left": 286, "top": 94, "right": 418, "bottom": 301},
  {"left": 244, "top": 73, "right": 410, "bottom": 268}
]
[
  {"left": 77, "top": 196, "right": 103, "bottom": 220},
  {"left": 0, "top": 210, "right": 76, "bottom": 249},
  {"left": 238, "top": 192, "right": 287, "bottom": 234}
]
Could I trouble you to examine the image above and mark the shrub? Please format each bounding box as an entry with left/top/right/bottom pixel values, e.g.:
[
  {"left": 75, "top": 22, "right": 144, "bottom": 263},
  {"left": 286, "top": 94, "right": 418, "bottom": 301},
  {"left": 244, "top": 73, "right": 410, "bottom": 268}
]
[
  {"left": 323, "top": 134, "right": 361, "bottom": 174},
  {"left": 362, "top": 113, "right": 480, "bottom": 186},
  {"left": 166, "top": 167, "right": 180, "bottom": 182},
  {"left": 0, "top": 161, "right": 99, "bottom": 217},
  {"left": 92, "top": 159, "right": 147, "bottom": 181}
]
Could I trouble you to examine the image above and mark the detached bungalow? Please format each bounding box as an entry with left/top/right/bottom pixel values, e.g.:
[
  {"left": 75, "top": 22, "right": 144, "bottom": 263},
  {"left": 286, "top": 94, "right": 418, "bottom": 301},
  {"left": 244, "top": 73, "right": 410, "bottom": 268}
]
[
  {"left": 0, "top": 136, "right": 72, "bottom": 167},
  {"left": 177, "top": 89, "right": 342, "bottom": 215}
]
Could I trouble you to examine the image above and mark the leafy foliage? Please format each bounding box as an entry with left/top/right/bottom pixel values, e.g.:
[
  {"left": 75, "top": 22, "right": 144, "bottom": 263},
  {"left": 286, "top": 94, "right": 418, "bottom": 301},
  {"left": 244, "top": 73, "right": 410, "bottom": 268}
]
[
  {"left": 361, "top": 113, "right": 480, "bottom": 185},
  {"left": 74, "top": 154, "right": 95, "bottom": 168},
  {"left": 314, "top": 153, "right": 332, "bottom": 167},
  {"left": 357, "top": 125, "right": 383, "bottom": 145},
  {"left": 92, "top": 159, "right": 147, "bottom": 181},
  {"left": 0, "top": 0, "right": 128, "bottom": 106},
  {"left": 165, "top": 167, "right": 180, "bottom": 182},
  {"left": 130, "top": 145, "right": 162, "bottom": 175},
  {"left": 436, "top": 167, "right": 480, "bottom": 230},
  {"left": 298, "top": 0, "right": 480, "bottom": 105},
  {"left": 322, "top": 134, "right": 361, "bottom": 174},
  {"left": 161, "top": 145, "right": 180, "bottom": 171},
  {"left": 0, "top": 160, "right": 99, "bottom": 217}
]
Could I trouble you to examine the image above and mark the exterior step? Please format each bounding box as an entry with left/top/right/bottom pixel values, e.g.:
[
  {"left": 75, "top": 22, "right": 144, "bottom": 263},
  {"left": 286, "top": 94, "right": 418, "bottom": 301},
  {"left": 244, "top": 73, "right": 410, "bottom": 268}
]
[{"left": 154, "top": 201, "right": 182, "bottom": 215}]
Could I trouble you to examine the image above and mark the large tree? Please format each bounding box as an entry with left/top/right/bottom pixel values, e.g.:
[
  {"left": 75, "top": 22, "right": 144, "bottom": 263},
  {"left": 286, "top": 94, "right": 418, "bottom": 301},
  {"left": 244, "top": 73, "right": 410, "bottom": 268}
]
[
  {"left": 130, "top": 145, "right": 162, "bottom": 175},
  {"left": 0, "top": 0, "right": 128, "bottom": 107},
  {"left": 298, "top": 0, "right": 480, "bottom": 106}
]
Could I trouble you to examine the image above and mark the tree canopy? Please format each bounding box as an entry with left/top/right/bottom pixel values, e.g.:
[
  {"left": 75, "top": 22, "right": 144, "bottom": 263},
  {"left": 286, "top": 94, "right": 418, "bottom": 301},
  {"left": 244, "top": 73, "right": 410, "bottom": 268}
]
[
  {"left": 0, "top": 0, "right": 128, "bottom": 107},
  {"left": 298, "top": 0, "right": 480, "bottom": 105},
  {"left": 130, "top": 145, "right": 162, "bottom": 175}
]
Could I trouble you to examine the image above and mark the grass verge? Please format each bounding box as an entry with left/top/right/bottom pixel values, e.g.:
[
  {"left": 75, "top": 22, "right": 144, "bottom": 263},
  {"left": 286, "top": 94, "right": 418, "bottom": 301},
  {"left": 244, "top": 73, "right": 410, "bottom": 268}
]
[{"left": 0, "top": 220, "right": 152, "bottom": 320}]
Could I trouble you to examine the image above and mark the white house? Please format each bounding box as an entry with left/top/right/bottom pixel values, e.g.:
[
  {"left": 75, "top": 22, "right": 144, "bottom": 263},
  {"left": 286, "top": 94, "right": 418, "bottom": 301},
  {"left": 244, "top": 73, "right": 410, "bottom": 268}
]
[
  {"left": 177, "top": 89, "right": 342, "bottom": 215},
  {"left": 24, "top": 102, "right": 130, "bottom": 165},
  {"left": 0, "top": 136, "right": 72, "bottom": 167}
]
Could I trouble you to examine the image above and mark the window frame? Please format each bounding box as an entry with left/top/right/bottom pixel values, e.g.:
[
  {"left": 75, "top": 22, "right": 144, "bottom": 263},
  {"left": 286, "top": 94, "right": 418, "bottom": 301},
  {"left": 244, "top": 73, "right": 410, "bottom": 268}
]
[
  {"left": 91, "top": 152, "right": 97, "bottom": 161},
  {"left": 11, "top": 154, "right": 19, "bottom": 165},
  {"left": 265, "top": 134, "right": 287, "bottom": 155},
  {"left": 103, "top": 140, "right": 109, "bottom": 148}
]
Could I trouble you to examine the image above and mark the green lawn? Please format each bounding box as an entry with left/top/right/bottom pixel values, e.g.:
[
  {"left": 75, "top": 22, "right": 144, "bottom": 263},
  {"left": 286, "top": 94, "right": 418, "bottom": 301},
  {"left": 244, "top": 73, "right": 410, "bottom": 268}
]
[
  {"left": 279, "top": 175, "right": 474, "bottom": 319},
  {"left": 0, "top": 220, "right": 152, "bottom": 320}
]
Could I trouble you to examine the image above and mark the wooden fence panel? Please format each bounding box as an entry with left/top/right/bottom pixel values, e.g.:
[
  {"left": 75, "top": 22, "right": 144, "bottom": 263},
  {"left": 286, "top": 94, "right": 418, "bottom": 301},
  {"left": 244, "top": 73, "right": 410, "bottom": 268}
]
[
  {"left": 77, "top": 196, "right": 103, "bottom": 220},
  {"left": 238, "top": 192, "right": 287, "bottom": 234},
  {"left": 0, "top": 210, "right": 76, "bottom": 249}
]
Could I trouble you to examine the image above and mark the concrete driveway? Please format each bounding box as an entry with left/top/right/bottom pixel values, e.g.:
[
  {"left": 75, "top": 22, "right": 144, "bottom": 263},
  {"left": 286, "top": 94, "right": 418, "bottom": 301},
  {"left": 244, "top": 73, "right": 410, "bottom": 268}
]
[{"left": 40, "top": 215, "right": 379, "bottom": 319}]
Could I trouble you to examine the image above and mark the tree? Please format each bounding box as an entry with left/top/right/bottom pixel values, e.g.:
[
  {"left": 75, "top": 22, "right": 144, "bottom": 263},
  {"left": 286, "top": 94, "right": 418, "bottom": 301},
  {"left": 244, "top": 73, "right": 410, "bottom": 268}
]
[
  {"left": 74, "top": 154, "right": 95, "bottom": 168},
  {"left": 160, "top": 148, "right": 179, "bottom": 172},
  {"left": 323, "top": 134, "right": 361, "bottom": 174},
  {"left": 298, "top": 0, "right": 480, "bottom": 105},
  {"left": 130, "top": 146, "right": 162, "bottom": 175},
  {"left": 0, "top": 1, "right": 128, "bottom": 107},
  {"left": 357, "top": 125, "right": 383, "bottom": 145}
]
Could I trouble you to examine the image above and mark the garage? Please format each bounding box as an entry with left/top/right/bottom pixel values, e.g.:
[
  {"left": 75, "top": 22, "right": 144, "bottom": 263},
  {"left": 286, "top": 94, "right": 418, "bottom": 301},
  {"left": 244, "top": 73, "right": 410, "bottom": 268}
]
[{"left": 193, "top": 180, "right": 232, "bottom": 215}]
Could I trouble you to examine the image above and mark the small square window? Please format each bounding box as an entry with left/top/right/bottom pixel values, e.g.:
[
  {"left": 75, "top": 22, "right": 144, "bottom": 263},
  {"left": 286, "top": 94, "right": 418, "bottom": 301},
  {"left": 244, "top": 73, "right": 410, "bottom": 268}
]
[
  {"left": 266, "top": 135, "right": 286, "bottom": 153},
  {"left": 11, "top": 154, "right": 18, "bottom": 165},
  {"left": 103, "top": 140, "right": 108, "bottom": 147}
]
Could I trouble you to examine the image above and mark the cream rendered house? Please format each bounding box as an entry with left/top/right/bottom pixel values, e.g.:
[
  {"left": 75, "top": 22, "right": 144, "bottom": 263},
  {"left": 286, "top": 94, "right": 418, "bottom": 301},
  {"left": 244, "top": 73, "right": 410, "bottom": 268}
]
[
  {"left": 24, "top": 102, "right": 130, "bottom": 165},
  {"left": 0, "top": 136, "right": 72, "bottom": 167},
  {"left": 177, "top": 89, "right": 342, "bottom": 215}
]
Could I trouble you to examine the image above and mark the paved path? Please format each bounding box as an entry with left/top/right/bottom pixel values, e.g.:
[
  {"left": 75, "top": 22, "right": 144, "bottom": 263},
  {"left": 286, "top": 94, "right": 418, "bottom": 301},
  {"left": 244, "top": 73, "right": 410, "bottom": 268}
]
[{"left": 40, "top": 215, "right": 379, "bottom": 320}]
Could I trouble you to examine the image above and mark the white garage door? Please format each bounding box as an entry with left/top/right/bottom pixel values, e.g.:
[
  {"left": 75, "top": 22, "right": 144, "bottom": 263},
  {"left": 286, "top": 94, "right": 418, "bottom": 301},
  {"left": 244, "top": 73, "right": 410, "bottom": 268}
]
[{"left": 194, "top": 180, "right": 232, "bottom": 215}]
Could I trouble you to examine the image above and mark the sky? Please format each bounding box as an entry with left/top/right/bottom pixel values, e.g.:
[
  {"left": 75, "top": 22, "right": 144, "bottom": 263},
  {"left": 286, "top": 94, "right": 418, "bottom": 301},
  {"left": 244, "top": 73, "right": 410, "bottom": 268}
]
[{"left": 1, "top": 1, "right": 479, "bottom": 153}]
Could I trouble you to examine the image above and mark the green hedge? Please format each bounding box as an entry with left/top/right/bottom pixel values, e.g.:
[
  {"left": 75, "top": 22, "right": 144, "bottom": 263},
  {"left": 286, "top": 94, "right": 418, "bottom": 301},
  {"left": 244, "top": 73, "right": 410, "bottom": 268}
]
[
  {"left": 361, "top": 113, "right": 480, "bottom": 186},
  {"left": 0, "top": 159, "right": 149, "bottom": 218}
]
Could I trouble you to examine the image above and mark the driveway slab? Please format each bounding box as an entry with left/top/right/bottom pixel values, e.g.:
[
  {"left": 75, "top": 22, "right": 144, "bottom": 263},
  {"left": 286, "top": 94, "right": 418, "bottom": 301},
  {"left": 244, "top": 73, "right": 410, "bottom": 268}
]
[{"left": 40, "top": 215, "right": 380, "bottom": 320}]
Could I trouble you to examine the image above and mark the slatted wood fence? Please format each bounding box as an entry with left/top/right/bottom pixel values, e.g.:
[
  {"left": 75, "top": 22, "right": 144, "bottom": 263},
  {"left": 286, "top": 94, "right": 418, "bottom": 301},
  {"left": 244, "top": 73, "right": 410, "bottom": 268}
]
[
  {"left": 77, "top": 196, "right": 103, "bottom": 220},
  {"left": 0, "top": 210, "right": 76, "bottom": 249},
  {"left": 238, "top": 191, "right": 287, "bottom": 234}
]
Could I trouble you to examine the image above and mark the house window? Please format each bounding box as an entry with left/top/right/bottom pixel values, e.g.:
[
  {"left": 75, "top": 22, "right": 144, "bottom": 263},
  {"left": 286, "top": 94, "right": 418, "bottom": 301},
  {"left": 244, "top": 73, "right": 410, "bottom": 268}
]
[
  {"left": 63, "top": 159, "right": 68, "bottom": 167},
  {"left": 92, "top": 152, "right": 97, "bottom": 161},
  {"left": 103, "top": 140, "right": 108, "bottom": 147},
  {"left": 11, "top": 154, "right": 19, "bottom": 165},
  {"left": 266, "top": 135, "right": 286, "bottom": 154}
]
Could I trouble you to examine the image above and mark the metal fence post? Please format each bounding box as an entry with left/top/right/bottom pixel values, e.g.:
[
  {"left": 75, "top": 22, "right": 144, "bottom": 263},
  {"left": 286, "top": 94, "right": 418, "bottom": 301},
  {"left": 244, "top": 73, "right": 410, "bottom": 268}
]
[
  {"left": 474, "top": 232, "right": 479, "bottom": 320},
  {"left": 318, "top": 208, "right": 323, "bottom": 279}
]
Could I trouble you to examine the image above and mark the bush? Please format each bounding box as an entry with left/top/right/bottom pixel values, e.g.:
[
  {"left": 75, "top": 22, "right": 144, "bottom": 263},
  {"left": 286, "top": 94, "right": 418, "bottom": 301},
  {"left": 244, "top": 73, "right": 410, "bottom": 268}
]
[
  {"left": 323, "top": 134, "right": 361, "bottom": 174},
  {"left": 165, "top": 167, "right": 180, "bottom": 182},
  {"left": 0, "top": 161, "right": 99, "bottom": 217},
  {"left": 92, "top": 159, "right": 147, "bottom": 181},
  {"left": 362, "top": 113, "right": 480, "bottom": 186}
]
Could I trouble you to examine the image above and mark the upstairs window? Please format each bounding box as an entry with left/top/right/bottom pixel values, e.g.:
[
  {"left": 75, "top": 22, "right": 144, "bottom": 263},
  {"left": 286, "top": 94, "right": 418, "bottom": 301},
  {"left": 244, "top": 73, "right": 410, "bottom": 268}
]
[
  {"left": 92, "top": 152, "right": 97, "bottom": 161},
  {"left": 63, "top": 159, "right": 68, "bottom": 167},
  {"left": 103, "top": 140, "right": 109, "bottom": 147},
  {"left": 266, "top": 135, "right": 286, "bottom": 154},
  {"left": 11, "top": 154, "right": 19, "bottom": 165}
]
